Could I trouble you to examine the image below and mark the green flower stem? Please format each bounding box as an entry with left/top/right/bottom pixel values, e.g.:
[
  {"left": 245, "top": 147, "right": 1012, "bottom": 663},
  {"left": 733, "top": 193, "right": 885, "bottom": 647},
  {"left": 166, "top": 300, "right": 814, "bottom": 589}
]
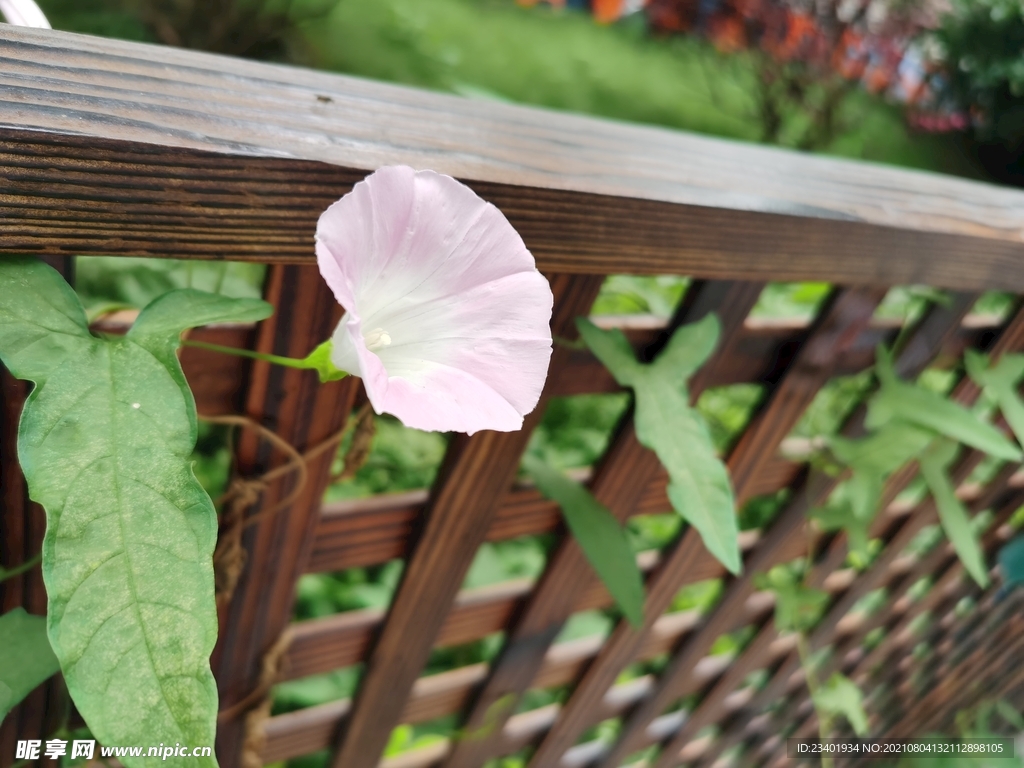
[
  {"left": 0, "top": 553, "right": 42, "bottom": 583},
  {"left": 552, "top": 334, "right": 587, "bottom": 351},
  {"left": 182, "top": 339, "right": 315, "bottom": 370},
  {"left": 798, "top": 632, "right": 834, "bottom": 768},
  {"left": 182, "top": 339, "right": 349, "bottom": 383}
]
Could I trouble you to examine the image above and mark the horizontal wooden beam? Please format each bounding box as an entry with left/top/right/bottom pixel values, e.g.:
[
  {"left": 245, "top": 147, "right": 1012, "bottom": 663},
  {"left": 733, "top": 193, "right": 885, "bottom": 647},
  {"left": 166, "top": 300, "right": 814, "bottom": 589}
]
[
  {"left": 306, "top": 427, "right": 802, "bottom": 576},
  {"left": 265, "top": 601, "right": 789, "bottom": 765},
  {"left": 283, "top": 543, "right": 753, "bottom": 682},
  {"left": 263, "top": 562, "right": 867, "bottom": 766},
  {"left": 4, "top": 27, "right": 1024, "bottom": 289}
]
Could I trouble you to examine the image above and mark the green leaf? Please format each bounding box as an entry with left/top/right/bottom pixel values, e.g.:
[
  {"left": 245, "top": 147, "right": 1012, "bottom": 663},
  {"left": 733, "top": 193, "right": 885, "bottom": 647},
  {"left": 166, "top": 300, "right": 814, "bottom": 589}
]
[
  {"left": 128, "top": 289, "right": 271, "bottom": 341},
  {"left": 577, "top": 316, "right": 741, "bottom": 574},
  {"left": 994, "top": 700, "right": 1024, "bottom": 731},
  {"left": 0, "top": 608, "right": 60, "bottom": 724},
  {"left": 0, "top": 257, "right": 92, "bottom": 381},
  {"left": 868, "top": 346, "right": 1020, "bottom": 462},
  {"left": 755, "top": 568, "right": 829, "bottom": 633},
  {"left": 844, "top": 470, "right": 884, "bottom": 523},
  {"left": 814, "top": 672, "right": 869, "bottom": 736},
  {"left": 918, "top": 439, "right": 989, "bottom": 587},
  {"left": 648, "top": 312, "right": 720, "bottom": 380},
  {"left": 0, "top": 258, "right": 273, "bottom": 768},
  {"left": 456, "top": 693, "right": 516, "bottom": 742},
  {"left": 965, "top": 350, "right": 1024, "bottom": 449},
  {"left": 523, "top": 454, "right": 645, "bottom": 627},
  {"left": 778, "top": 585, "right": 829, "bottom": 634},
  {"left": 811, "top": 501, "right": 870, "bottom": 561},
  {"left": 824, "top": 420, "right": 945, "bottom": 561},
  {"left": 829, "top": 422, "right": 935, "bottom": 478},
  {"left": 997, "top": 535, "right": 1024, "bottom": 588},
  {"left": 574, "top": 320, "right": 640, "bottom": 387}
]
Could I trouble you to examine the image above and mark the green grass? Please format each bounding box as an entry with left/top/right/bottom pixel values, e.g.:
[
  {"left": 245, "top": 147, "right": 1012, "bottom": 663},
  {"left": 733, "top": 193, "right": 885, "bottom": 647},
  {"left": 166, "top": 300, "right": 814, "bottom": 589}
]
[
  {"left": 287, "top": 0, "right": 976, "bottom": 173},
  {"left": 290, "top": 0, "right": 757, "bottom": 140}
]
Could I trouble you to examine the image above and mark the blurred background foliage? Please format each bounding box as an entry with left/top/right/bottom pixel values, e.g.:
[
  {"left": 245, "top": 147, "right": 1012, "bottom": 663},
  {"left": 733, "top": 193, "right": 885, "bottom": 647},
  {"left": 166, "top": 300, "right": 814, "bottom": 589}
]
[
  {"left": 935, "top": 0, "right": 1024, "bottom": 182},
  {"left": 25, "top": 0, "right": 1024, "bottom": 763}
]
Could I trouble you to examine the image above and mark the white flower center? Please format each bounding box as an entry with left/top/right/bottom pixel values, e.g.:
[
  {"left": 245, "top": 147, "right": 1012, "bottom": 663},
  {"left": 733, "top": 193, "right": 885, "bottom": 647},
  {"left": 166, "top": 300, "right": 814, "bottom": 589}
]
[{"left": 364, "top": 327, "right": 392, "bottom": 352}]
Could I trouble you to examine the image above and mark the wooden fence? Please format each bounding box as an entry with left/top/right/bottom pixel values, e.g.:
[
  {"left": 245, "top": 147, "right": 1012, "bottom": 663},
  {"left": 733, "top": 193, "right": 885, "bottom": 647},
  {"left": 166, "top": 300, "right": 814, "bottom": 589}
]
[{"left": 3, "top": 22, "right": 1024, "bottom": 768}]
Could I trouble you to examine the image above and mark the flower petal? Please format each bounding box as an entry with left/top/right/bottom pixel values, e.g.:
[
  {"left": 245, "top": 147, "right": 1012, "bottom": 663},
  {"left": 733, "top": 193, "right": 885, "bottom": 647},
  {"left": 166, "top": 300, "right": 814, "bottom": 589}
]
[{"left": 376, "top": 271, "right": 554, "bottom": 416}]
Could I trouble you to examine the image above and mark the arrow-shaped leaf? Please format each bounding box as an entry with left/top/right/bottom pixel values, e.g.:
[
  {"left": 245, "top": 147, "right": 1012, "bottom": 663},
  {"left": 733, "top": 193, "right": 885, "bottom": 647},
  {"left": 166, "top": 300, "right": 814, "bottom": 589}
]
[
  {"left": 829, "top": 422, "right": 935, "bottom": 479},
  {"left": 577, "top": 315, "right": 740, "bottom": 574},
  {"left": 523, "top": 454, "right": 645, "bottom": 627},
  {"left": 868, "top": 347, "right": 1020, "bottom": 461},
  {"left": 918, "top": 438, "right": 989, "bottom": 587},
  {"left": 0, "top": 257, "right": 272, "bottom": 768},
  {"left": 965, "top": 350, "right": 1024, "bottom": 449}
]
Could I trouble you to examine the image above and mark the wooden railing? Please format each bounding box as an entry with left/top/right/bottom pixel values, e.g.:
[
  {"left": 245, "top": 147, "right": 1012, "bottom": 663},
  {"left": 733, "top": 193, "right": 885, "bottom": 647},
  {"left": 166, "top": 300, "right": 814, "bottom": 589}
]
[{"left": 3, "top": 22, "right": 1024, "bottom": 768}]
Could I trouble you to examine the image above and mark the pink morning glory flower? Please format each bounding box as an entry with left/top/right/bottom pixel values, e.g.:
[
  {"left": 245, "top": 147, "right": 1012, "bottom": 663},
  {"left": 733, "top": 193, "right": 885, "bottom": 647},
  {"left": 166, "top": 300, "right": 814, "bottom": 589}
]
[
  {"left": 315, "top": 166, "right": 554, "bottom": 435},
  {"left": 0, "top": 0, "right": 50, "bottom": 27}
]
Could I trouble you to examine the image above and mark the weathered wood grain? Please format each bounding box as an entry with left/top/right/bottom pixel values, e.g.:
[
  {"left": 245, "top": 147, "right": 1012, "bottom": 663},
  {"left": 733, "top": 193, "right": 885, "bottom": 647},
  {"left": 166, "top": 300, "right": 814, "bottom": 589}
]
[
  {"left": 2, "top": 22, "right": 1024, "bottom": 768},
  {"left": 262, "top": 581, "right": 852, "bottom": 765},
  {"left": 305, "top": 455, "right": 799, "bottom": 574},
  {"left": 5, "top": 27, "right": 1024, "bottom": 288}
]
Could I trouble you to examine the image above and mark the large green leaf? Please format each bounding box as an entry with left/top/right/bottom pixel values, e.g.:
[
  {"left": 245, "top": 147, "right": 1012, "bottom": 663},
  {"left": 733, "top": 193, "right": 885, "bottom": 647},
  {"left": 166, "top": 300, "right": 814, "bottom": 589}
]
[
  {"left": 965, "top": 350, "right": 1024, "bottom": 449},
  {"left": 523, "top": 454, "right": 645, "bottom": 627},
  {"left": 577, "top": 316, "right": 741, "bottom": 574},
  {"left": 868, "top": 347, "right": 1020, "bottom": 461},
  {"left": 0, "top": 608, "right": 60, "bottom": 724},
  {"left": 814, "top": 672, "right": 869, "bottom": 736},
  {"left": 0, "top": 257, "right": 272, "bottom": 767},
  {"left": 918, "top": 439, "right": 989, "bottom": 588}
]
